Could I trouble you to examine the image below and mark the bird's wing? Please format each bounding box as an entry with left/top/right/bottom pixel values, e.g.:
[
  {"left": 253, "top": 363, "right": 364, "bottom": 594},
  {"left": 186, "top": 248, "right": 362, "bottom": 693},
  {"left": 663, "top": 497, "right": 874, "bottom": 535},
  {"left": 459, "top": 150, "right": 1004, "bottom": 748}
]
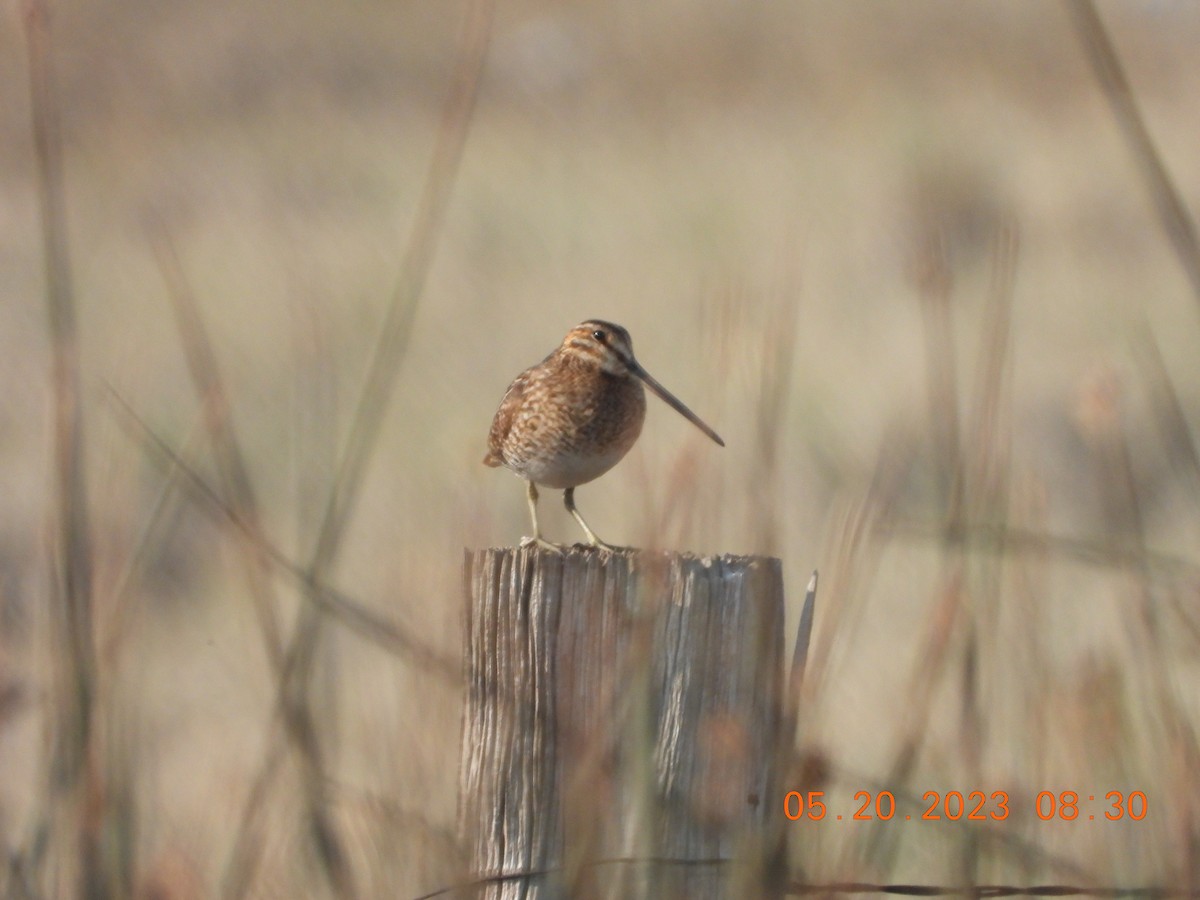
[{"left": 483, "top": 368, "right": 531, "bottom": 467}]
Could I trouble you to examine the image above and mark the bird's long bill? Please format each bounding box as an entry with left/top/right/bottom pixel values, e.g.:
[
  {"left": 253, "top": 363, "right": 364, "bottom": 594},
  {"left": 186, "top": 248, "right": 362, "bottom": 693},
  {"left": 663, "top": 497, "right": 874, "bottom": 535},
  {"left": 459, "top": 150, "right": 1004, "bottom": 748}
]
[{"left": 630, "top": 362, "right": 726, "bottom": 447}]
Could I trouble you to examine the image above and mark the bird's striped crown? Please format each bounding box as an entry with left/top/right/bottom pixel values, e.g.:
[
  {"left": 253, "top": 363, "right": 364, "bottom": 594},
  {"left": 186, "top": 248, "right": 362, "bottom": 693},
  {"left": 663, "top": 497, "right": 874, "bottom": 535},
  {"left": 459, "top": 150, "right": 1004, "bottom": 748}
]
[{"left": 560, "top": 320, "right": 636, "bottom": 375}]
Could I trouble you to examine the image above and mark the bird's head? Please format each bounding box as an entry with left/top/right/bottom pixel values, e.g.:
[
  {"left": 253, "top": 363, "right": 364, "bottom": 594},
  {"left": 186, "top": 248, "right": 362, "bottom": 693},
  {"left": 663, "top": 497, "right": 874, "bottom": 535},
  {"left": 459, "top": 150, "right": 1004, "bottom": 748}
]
[
  {"left": 558, "top": 319, "right": 725, "bottom": 447},
  {"left": 561, "top": 320, "right": 637, "bottom": 376}
]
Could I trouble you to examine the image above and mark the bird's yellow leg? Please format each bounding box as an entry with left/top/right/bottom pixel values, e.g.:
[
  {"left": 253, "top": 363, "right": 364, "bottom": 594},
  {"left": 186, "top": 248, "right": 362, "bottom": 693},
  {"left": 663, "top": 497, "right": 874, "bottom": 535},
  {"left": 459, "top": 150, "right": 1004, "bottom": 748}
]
[
  {"left": 563, "top": 487, "right": 616, "bottom": 551},
  {"left": 520, "top": 481, "right": 564, "bottom": 553}
]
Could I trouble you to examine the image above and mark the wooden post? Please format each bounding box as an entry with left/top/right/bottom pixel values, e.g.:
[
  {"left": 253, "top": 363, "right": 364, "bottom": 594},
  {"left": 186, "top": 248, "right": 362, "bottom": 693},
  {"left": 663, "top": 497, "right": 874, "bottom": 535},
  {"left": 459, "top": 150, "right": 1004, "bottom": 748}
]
[{"left": 460, "top": 547, "right": 785, "bottom": 899}]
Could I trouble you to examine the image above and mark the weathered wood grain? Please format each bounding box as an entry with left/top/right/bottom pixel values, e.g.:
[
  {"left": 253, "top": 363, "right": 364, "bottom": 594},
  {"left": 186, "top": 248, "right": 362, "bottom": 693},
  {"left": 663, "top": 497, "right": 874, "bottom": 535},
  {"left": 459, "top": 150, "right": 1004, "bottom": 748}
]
[{"left": 460, "top": 547, "right": 785, "bottom": 899}]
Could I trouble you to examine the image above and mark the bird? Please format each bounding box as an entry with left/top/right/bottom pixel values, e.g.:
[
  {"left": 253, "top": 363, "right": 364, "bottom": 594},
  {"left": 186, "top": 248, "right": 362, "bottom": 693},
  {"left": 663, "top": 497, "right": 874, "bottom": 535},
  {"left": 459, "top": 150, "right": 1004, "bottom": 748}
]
[{"left": 484, "top": 319, "right": 724, "bottom": 551}]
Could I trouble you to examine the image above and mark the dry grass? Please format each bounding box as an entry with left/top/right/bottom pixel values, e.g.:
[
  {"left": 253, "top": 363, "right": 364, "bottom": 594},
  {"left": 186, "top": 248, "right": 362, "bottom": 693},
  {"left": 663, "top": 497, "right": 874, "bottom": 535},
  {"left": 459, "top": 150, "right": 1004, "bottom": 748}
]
[{"left": 3, "top": 0, "right": 1200, "bottom": 896}]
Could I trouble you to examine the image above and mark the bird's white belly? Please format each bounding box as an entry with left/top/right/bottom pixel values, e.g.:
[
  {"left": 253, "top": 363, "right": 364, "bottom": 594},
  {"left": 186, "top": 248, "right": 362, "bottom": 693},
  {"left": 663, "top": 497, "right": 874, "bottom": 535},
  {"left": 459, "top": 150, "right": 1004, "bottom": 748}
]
[{"left": 516, "top": 447, "right": 630, "bottom": 489}]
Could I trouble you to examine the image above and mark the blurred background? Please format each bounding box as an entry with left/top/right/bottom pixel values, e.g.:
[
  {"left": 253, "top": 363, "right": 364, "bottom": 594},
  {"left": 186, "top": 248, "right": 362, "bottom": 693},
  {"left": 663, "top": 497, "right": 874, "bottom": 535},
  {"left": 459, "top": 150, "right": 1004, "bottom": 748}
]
[{"left": 3, "top": 0, "right": 1200, "bottom": 896}]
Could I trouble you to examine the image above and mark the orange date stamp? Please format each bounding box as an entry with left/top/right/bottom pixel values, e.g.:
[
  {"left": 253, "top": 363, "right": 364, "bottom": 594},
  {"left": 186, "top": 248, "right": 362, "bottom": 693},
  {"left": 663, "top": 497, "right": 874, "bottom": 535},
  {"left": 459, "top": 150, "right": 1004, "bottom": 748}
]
[{"left": 782, "top": 790, "right": 1148, "bottom": 822}]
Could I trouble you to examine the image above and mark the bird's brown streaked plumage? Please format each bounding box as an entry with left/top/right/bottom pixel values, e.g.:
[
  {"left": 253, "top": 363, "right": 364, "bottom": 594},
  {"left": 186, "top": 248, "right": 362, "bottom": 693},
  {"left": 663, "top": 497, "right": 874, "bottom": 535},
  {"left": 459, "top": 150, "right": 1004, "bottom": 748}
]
[{"left": 484, "top": 319, "right": 724, "bottom": 550}]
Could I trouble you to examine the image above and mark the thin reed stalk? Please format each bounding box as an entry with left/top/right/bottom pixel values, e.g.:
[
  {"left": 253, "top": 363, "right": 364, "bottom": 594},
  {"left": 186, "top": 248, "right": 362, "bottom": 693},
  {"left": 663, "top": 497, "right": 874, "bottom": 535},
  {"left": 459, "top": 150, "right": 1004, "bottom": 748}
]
[
  {"left": 1066, "top": 0, "right": 1200, "bottom": 311},
  {"left": 148, "top": 228, "right": 286, "bottom": 673},
  {"left": 21, "top": 0, "right": 106, "bottom": 894}
]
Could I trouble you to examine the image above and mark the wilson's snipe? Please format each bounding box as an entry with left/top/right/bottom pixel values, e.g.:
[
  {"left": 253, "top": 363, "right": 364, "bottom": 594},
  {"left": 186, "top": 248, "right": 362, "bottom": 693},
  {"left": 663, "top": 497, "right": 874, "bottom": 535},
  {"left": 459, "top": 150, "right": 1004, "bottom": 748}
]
[{"left": 484, "top": 320, "right": 724, "bottom": 550}]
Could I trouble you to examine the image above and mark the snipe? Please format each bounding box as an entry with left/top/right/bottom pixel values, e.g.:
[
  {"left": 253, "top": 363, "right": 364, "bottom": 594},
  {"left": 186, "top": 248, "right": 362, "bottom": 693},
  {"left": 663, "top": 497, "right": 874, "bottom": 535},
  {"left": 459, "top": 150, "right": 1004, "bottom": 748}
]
[{"left": 484, "top": 320, "right": 724, "bottom": 550}]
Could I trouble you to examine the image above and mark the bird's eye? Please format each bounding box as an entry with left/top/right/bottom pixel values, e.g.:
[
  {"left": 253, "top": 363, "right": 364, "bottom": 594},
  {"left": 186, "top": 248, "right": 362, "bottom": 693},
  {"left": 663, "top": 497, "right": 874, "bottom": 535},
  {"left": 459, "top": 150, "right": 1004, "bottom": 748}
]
[{"left": 592, "top": 330, "right": 607, "bottom": 343}]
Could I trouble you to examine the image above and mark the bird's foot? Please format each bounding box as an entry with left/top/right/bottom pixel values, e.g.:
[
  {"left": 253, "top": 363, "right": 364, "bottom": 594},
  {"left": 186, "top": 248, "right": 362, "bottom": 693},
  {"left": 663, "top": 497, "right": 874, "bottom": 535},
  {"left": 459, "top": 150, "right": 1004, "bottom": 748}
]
[
  {"left": 520, "top": 535, "right": 565, "bottom": 554},
  {"left": 580, "top": 537, "right": 622, "bottom": 554}
]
